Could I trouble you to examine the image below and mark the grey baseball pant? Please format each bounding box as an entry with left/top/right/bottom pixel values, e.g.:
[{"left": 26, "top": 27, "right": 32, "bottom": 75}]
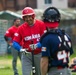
[
  {"left": 11, "top": 46, "right": 21, "bottom": 75},
  {"left": 21, "top": 52, "right": 41, "bottom": 75},
  {"left": 48, "top": 67, "right": 72, "bottom": 75}
]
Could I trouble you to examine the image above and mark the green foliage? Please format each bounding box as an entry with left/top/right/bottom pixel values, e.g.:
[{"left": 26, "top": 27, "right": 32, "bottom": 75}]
[{"left": 70, "top": 48, "right": 76, "bottom": 58}]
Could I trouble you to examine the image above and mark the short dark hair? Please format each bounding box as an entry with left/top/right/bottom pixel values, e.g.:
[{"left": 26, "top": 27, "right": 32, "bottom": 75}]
[
  {"left": 12, "top": 18, "right": 20, "bottom": 25},
  {"left": 13, "top": 18, "right": 20, "bottom": 22}
]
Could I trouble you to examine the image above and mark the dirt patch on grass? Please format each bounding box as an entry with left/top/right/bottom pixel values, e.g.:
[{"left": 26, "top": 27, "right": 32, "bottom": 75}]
[{"left": 0, "top": 60, "right": 12, "bottom": 65}]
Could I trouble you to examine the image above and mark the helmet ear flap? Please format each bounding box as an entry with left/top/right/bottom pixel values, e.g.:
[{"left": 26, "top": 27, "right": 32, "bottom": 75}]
[
  {"left": 22, "top": 16, "right": 25, "bottom": 21},
  {"left": 32, "top": 14, "right": 35, "bottom": 19}
]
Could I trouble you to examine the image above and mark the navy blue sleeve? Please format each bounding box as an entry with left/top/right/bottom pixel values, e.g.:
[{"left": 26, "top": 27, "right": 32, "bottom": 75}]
[
  {"left": 41, "top": 36, "right": 51, "bottom": 57},
  {"left": 13, "top": 41, "right": 21, "bottom": 51}
]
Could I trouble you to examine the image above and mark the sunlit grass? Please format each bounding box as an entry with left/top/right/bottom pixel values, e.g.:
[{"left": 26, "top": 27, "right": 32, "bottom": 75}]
[
  {"left": 0, "top": 54, "right": 22, "bottom": 75},
  {"left": 0, "top": 49, "right": 76, "bottom": 75}
]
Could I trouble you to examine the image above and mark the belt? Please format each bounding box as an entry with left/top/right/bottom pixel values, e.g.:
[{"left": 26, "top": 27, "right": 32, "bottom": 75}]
[
  {"left": 57, "top": 66, "right": 65, "bottom": 69},
  {"left": 24, "top": 52, "right": 40, "bottom": 55},
  {"left": 21, "top": 48, "right": 40, "bottom": 55},
  {"left": 21, "top": 50, "right": 31, "bottom": 55},
  {"left": 51, "top": 66, "right": 68, "bottom": 70},
  {"left": 57, "top": 66, "right": 68, "bottom": 69}
]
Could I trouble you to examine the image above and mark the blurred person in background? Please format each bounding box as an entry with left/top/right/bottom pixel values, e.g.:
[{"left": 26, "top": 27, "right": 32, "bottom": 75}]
[
  {"left": 70, "top": 57, "right": 76, "bottom": 72},
  {"left": 4, "top": 18, "right": 21, "bottom": 75}
]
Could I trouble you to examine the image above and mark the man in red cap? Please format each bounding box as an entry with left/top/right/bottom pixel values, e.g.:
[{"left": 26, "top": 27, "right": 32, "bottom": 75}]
[{"left": 13, "top": 7, "right": 46, "bottom": 75}]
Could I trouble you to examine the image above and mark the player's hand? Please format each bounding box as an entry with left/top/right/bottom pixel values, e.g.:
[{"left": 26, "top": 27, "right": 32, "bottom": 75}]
[
  {"left": 29, "top": 44, "right": 37, "bottom": 50},
  {"left": 7, "top": 41, "right": 12, "bottom": 46},
  {"left": 20, "top": 48, "right": 29, "bottom": 53},
  {"left": 20, "top": 49, "right": 25, "bottom": 52}
]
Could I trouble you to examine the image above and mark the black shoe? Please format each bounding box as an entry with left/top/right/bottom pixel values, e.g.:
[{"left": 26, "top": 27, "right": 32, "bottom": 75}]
[{"left": 14, "top": 73, "right": 19, "bottom": 75}]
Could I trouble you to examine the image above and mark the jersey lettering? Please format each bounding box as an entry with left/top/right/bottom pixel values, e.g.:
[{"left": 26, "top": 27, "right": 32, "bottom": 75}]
[
  {"left": 24, "top": 34, "right": 40, "bottom": 41},
  {"left": 57, "top": 50, "right": 70, "bottom": 63}
]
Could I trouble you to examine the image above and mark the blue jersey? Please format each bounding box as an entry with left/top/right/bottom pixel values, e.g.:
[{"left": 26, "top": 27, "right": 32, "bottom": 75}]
[{"left": 41, "top": 29, "right": 73, "bottom": 67}]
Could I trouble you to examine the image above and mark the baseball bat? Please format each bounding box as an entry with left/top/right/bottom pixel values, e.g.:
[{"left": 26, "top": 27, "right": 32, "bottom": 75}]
[{"left": 31, "top": 40, "right": 36, "bottom": 75}]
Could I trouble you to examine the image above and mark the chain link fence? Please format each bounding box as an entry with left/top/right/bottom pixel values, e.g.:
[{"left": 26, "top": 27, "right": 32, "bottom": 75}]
[{"left": 0, "top": 19, "right": 15, "bottom": 55}]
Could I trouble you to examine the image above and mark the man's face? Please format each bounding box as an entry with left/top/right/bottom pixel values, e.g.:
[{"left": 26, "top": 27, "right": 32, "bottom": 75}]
[
  {"left": 23, "top": 15, "right": 34, "bottom": 26},
  {"left": 14, "top": 19, "right": 21, "bottom": 27}
]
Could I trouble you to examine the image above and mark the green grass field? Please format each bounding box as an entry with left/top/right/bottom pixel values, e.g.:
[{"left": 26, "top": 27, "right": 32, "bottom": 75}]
[
  {"left": 0, "top": 49, "right": 76, "bottom": 75},
  {"left": 0, "top": 54, "right": 22, "bottom": 75}
]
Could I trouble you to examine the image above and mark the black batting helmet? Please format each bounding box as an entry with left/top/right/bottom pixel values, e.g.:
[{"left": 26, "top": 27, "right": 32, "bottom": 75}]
[{"left": 42, "top": 7, "right": 61, "bottom": 22}]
